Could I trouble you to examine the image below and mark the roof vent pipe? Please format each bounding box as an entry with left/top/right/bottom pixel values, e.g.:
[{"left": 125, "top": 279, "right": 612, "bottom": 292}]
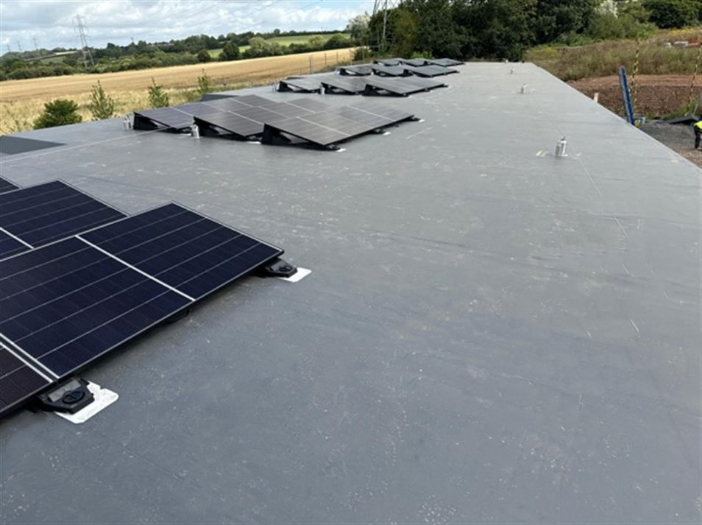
[
  {"left": 510, "top": 68, "right": 515, "bottom": 74},
  {"left": 122, "top": 115, "right": 132, "bottom": 130},
  {"left": 520, "top": 84, "right": 528, "bottom": 94},
  {"left": 555, "top": 137, "right": 568, "bottom": 157},
  {"left": 191, "top": 123, "right": 200, "bottom": 139}
]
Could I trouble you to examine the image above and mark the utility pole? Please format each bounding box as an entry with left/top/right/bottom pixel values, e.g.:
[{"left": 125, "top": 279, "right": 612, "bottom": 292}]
[
  {"left": 33, "top": 37, "right": 41, "bottom": 58},
  {"left": 372, "top": 0, "right": 399, "bottom": 53},
  {"left": 16, "top": 40, "right": 23, "bottom": 53},
  {"left": 75, "top": 14, "right": 95, "bottom": 67},
  {"left": 5, "top": 44, "right": 11, "bottom": 54}
]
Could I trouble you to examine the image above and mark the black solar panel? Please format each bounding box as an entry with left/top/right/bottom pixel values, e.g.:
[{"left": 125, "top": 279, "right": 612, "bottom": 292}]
[
  {"left": 202, "top": 98, "right": 253, "bottom": 112},
  {"left": 428, "top": 58, "right": 463, "bottom": 67},
  {"left": 0, "top": 177, "right": 19, "bottom": 194},
  {"left": 364, "top": 77, "right": 427, "bottom": 96},
  {"left": 349, "top": 101, "right": 415, "bottom": 123},
  {"left": 80, "top": 204, "right": 283, "bottom": 300},
  {"left": 0, "top": 344, "right": 51, "bottom": 415},
  {"left": 0, "top": 230, "right": 29, "bottom": 260},
  {"left": 234, "top": 94, "right": 280, "bottom": 107},
  {"left": 376, "top": 58, "right": 402, "bottom": 66},
  {"left": 286, "top": 98, "right": 333, "bottom": 113},
  {"left": 403, "top": 65, "right": 458, "bottom": 77},
  {"left": 176, "top": 102, "right": 230, "bottom": 120},
  {"left": 133, "top": 107, "right": 193, "bottom": 130},
  {"left": 0, "top": 237, "right": 192, "bottom": 377},
  {"left": 264, "top": 102, "right": 315, "bottom": 118},
  {"left": 0, "top": 136, "right": 64, "bottom": 156},
  {"left": 0, "top": 181, "right": 126, "bottom": 250},
  {"left": 400, "top": 76, "right": 447, "bottom": 90},
  {"left": 263, "top": 101, "right": 415, "bottom": 148},
  {"left": 338, "top": 65, "right": 373, "bottom": 76},
  {"left": 194, "top": 113, "right": 263, "bottom": 139},
  {"left": 279, "top": 77, "right": 322, "bottom": 93},
  {"left": 321, "top": 76, "right": 367, "bottom": 94},
  {"left": 264, "top": 118, "right": 350, "bottom": 148},
  {"left": 370, "top": 65, "right": 408, "bottom": 77},
  {"left": 400, "top": 58, "right": 428, "bottom": 67}
]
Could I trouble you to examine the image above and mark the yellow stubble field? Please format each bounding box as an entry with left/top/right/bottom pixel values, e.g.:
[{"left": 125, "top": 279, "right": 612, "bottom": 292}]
[{"left": 0, "top": 48, "right": 354, "bottom": 133}]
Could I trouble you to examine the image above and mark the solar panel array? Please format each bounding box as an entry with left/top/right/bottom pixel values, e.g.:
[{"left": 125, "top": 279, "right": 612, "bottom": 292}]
[
  {"left": 0, "top": 183, "right": 284, "bottom": 416},
  {"left": 262, "top": 101, "right": 415, "bottom": 149}
]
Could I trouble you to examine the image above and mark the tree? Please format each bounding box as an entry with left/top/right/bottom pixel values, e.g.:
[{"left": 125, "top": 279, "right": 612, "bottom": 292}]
[
  {"left": 533, "top": 0, "right": 599, "bottom": 43},
  {"left": 643, "top": 0, "right": 699, "bottom": 27},
  {"left": 346, "top": 12, "right": 371, "bottom": 43},
  {"left": 87, "top": 81, "right": 116, "bottom": 120},
  {"left": 34, "top": 99, "right": 82, "bottom": 129},
  {"left": 148, "top": 78, "right": 170, "bottom": 108},
  {"left": 219, "top": 40, "right": 240, "bottom": 61},
  {"left": 197, "top": 49, "right": 212, "bottom": 62}
]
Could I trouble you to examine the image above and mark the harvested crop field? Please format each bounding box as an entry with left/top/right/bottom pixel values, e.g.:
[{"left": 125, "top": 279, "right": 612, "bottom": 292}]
[{"left": 0, "top": 49, "right": 353, "bottom": 133}]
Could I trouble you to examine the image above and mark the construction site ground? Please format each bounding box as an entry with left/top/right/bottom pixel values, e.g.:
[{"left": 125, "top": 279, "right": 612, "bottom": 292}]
[{"left": 569, "top": 74, "right": 702, "bottom": 167}]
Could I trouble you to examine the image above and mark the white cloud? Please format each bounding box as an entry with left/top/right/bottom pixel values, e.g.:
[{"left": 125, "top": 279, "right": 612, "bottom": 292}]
[{"left": 0, "top": 0, "right": 374, "bottom": 50}]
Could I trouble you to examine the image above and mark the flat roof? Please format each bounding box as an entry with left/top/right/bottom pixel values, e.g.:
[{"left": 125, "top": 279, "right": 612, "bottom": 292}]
[{"left": 0, "top": 63, "right": 700, "bottom": 523}]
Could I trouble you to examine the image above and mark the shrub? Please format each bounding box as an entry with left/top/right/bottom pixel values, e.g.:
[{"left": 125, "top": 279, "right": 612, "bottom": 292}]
[
  {"left": 148, "top": 78, "right": 170, "bottom": 108},
  {"left": 34, "top": 99, "right": 82, "bottom": 129},
  {"left": 643, "top": 0, "right": 700, "bottom": 28},
  {"left": 197, "top": 49, "right": 212, "bottom": 63},
  {"left": 87, "top": 81, "right": 116, "bottom": 120},
  {"left": 219, "top": 41, "right": 240, "bottom": 61},
  {"left": 197, "top": 70, "right": 212, "bottom": 95}
]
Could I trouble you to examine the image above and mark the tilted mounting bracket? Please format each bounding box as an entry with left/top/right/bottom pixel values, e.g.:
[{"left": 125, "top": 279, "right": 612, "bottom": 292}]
[
  {"left": 259, "top": 258, "right": 298, "bottom": 278},
  {"left": 35, "top": 378, "right": 95, "bottom": 414}
]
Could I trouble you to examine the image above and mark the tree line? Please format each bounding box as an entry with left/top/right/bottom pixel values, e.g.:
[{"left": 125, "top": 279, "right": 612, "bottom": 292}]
[
  {"left": 359, "top": 0, "right": 702, "bottom": 61},
  {"left": 0, "top": 30, "right": 352, "bottom": 81}
]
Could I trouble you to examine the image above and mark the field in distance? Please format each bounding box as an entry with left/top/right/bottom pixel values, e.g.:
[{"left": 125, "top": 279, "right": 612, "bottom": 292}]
[
  {"left": 209, "top": 33, "right": 339, "bottom": 57},
  {"left": 1, "top": 48, "right": 354, "bottom": 133}
]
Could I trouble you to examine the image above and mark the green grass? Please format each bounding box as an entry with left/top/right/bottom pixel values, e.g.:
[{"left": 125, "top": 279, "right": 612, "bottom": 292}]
[
  {"left": 208, "top": 33, "right": 348, "bottom": 58},
  {"left": 527, "top": 28, "right": 702, "bottom": 82}
]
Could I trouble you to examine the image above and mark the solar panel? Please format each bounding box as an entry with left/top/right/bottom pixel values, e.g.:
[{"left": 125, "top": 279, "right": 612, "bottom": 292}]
[
  {"left": 403, "top": 65, "right": 458, "bottom": 77},
  {"left": 348, "top": 101, "right": 415, "bottom": 123},
  {"left": 202, "top": 97, "right": 255, "bottom": 112},
  {"left": 0, "top": 203, "right": 284, "bottom": 414},
  {"left": 364, "top": 77, "right": 429, "bottom": 96},
  {"left": 338, "top": 65, "right": 373, "bottom": 76},
  {"left": 133, "top": 107, "right": 193, "bottom": 130},
  {"left": 0, "top": 343, "right": 51, "bottom": 415},
  {"left": 194, "top": 113, "right": 264, "bottom": 139},
  {"left": 263, "top": 102, "right": 316, "bottom": 118},
  {"left": 175, "top": 102, "right": 231, "bottom": 120},
  {"left": 233, "top": 94, "right": 280, "bottom": 107},
  {"left": 0, "top": 230, "right": 29, "bottom": 260},
  {"left": 327, "top": 106, "right": 395, "bottom": 129},
  {"left": 0, "top": 236, "right": 192, "bottom": 377},
  {"left": 375, "top": 58, "right": 402, "bottom": 66},
  {"left": 321, "top": 76, "right": 367, "bottom": 95},
  {"left": 263, "top": 101, "right": 415, "bottom": 148},
  {"left": 278, "top": 77, "right": 322, "bottom": 93},
  {"left": 0, "top": 176, "right": 18, "bottom": 194},
  {"left": 399, "top": 58, "right": 428, "bottom": 67},
  {"left": 400, "top": 76, "right": 447, "bottom": 90},
  {"left": 80, "top": 203, "right": 283, "bottom": 300},
  {"left": 370, "top": 65, "right": 408, "bottom": 77},
  {"left": 0, "top": 181, "right": 126, "bottom": 251},
  {"left": 263, "top": 118, "right": 350, "bottom": 148},
  {"left": 286, "top": 98, "right": 333, "bottom": 113},
  {"left": 428, "top": 58, "right": 463, "bottom": 67}
]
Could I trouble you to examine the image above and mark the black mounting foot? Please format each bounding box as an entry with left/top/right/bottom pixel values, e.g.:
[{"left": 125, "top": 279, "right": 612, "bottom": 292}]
[
  {"left": 35, "top": 378, "right": 94, "bottom": 414},
  {"left": 260, "top": 258, "right": 298, "bottom": 278}
]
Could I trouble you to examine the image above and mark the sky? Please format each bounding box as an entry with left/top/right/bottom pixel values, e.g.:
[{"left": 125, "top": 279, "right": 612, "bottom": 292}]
[{"left": 0, "top": 0, "right": 374, "bottom": 52}]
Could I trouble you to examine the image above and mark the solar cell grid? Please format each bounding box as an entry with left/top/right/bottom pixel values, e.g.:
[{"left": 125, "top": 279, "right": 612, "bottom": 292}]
[
  {"left": 133, "top": 107, "right": 192, "bottom": 130},
  {"left": 234, "top": 94, "right": 279, "bottom": 107},
  {"left": 0, "top": 181, "right": 126, "bottom": 249},
  {"left": 194, "top": 113, "right": 263, "bottom": 138},
  {"left": 0, "top": 236, "right": 192, "bottom": 377},
  {"left": 286, "top": 98, "right": 333, "bottom": 112},
  {"left": 0, "top": 345, "right": 50, "bottom": 415},
  {"left": 279, "top": 78, "right": 322, "bottom": 92},
  {"left": 321, "top": 77, "right": 367, "bottom": 94},
  {"left": 327, "top": 106, "right": 392, "bottom": 129},
  {"left": 81, "top": 204, "right": 283, "bottom": 300},
  {"left": 264, "top": 118, "right": 349, "bottom": 147},
  {"left": 0, "top": 230, "right": 29, "bottom": 260}
]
